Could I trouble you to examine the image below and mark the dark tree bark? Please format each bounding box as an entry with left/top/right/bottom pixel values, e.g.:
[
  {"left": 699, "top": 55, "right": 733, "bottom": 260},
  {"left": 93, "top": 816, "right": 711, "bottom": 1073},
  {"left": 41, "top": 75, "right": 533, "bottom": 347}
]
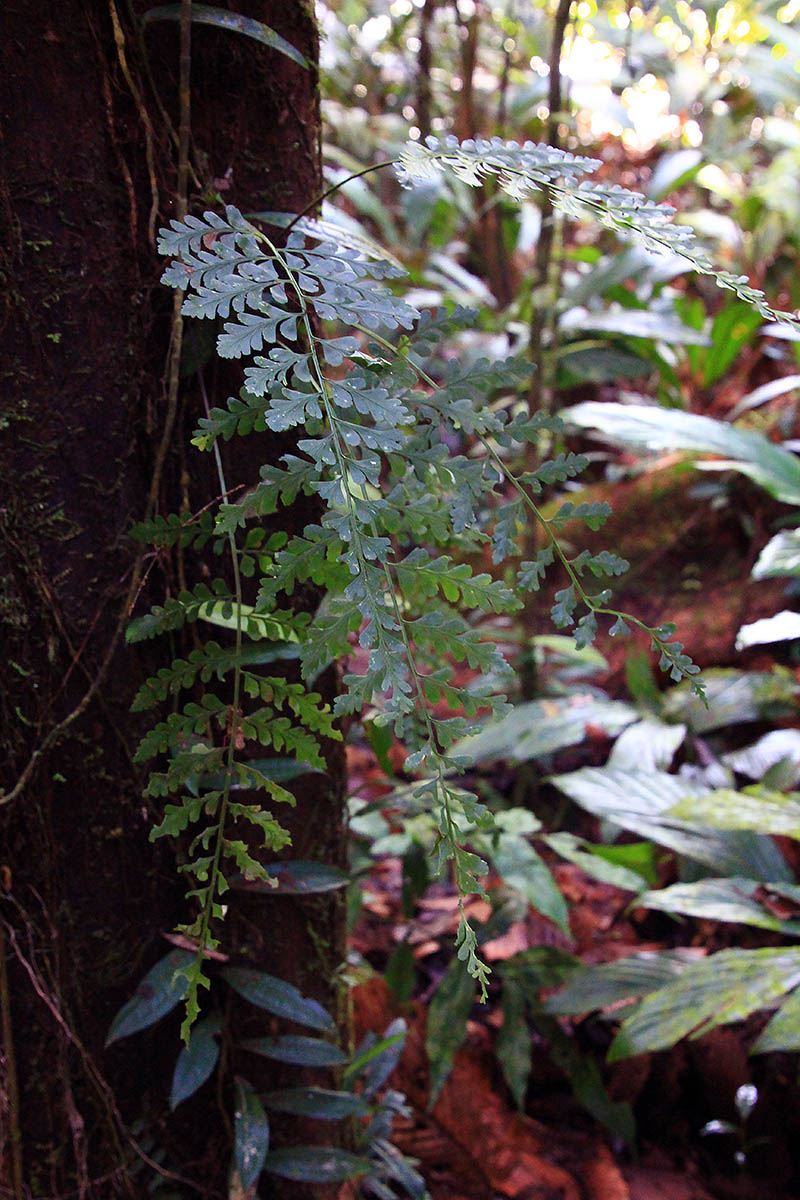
[{"left": 0, "top": 3, "right": 344, "bottom": 1196}]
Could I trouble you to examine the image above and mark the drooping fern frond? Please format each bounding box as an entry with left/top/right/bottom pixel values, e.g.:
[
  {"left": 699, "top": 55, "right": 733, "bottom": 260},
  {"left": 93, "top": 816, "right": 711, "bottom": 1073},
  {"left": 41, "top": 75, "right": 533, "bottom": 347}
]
[
  {"left": 396, "top": 136, "right": 799, "bottom": 322},
  {"left": 137, "top": 134, "right": 800, "bottom": 1009}
]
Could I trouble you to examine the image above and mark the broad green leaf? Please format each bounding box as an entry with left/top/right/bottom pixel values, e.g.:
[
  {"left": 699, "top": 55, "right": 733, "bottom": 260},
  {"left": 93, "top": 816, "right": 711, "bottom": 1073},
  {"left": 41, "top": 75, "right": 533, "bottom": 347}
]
[
  {"left": 488, "top": 835, "right": 569, "bottom": 932},
  {"left": 663, "top": 668, "right": 798, "bottom": 734},
  {"left": 453, "top": 697, "right": 637, "bottom": 766},
  {"left": 552, "top": 766, "right": 792, "bottom": 882},
  {"left": 736, "top": 610, "right": 800, "bottom": 650},
  {"left": 730, "top": 375, "right": 800, "bottom": 421},
  {"left": 233, "top": 1078, "right": 269, "bottom": 1189},
  {"left": 608, "top": 718, "right": 686, "bottom": 772},
  {"left": 543, "top": 951, "right": 698, "bottom": 1016},
  {"left": 263, "top": 1146, "right": 369, "bottom": 1183},
  {"left": 668, "top": 786, "right": 800, "bottom": 840},
  {"left": 564, "top": 402, "right": 800, "bottom": 506},
  {"left": 609, "top": 949, "right": 800, "bottom": 1060},
  {"left": 106, "top": 950, "right": 194, "bottom": 1045},
  {"left": 262, "top": 1087, "right": 368, "bottom": 1119},
  {"left": 426, "top": 955, "right": 476, "bottom": 1104},
  {"left": 752, "top": 529, "right": 800, "bottom": 580},
  {"left": 642, "top": 877, "right": 800, "bottom": 934},
  {"left": 533, "top": 1013, "right": 635, "bottom": 1146},
  {"left": 222, "top": 967, "right": 334, "bottom": 1032},
  {"left": 559, "top": 306, "right": 709, "bottom": 345},
  {"left": 240, "top": 1035, "right": 347, "bottom": 1067},
  {"left": 723, "top": 729, "right": 800, "bottom": 785},
  {"left": 545, "top": 832, "right": 648, "bottom": 893},
  {"left": 142, "top": 4, "right": 309, "bottom": 68},
  {"left": 703, "top": 302, "right": 764, "bottom": 387},
  {"left": 752, "top": 985, "right": 800, "bottom": 1053},
  {"left": 495, "top": 974, "right": 531, "bottom": 1110},
  {"left": 170, "top": 1015, "right": 221, "bottom": 1109}
]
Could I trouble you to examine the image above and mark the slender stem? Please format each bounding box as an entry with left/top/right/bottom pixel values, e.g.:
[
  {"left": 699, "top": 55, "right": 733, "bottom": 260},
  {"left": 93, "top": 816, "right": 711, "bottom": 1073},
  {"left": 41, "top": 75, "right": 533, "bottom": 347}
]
[{"left": 286, "top": 161, "right": 398, "bottom": 230}]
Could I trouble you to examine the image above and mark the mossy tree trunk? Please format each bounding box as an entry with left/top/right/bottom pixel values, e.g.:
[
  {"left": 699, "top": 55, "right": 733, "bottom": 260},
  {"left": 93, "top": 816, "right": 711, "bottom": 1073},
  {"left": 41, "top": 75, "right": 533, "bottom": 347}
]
[{"left": 0, "top": 3, "right": 345, "bottom": 1196}]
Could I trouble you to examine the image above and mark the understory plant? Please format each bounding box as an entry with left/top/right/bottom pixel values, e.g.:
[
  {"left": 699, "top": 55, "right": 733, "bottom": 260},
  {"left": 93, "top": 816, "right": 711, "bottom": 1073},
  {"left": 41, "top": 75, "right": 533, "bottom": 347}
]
[{"left": 119, "top": 134, "right": 800, "bottom": 1188}]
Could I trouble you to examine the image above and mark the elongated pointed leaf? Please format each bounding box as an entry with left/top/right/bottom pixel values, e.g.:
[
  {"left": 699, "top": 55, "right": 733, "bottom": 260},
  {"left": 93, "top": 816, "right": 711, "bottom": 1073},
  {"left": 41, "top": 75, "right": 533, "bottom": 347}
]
[
  {"left": 642, "top": 877, "right": 800, "bottom": 934},
  {"left": 663, "top": 668, "right": 798, "bottom": 734},
  {"left": 426, "top": 956, "right": 475, "bottom": 1104},
  {"left": 608, "top": 719, "right": 686, "bottom": 772},
  {"left": 170, "top": 1015, "right": 221, "bottom": 1109},
  {"left": 564, "top": 402, "right": 800, "bottom": 506},
  {"left": 552, "top": 766, "right": 792, "bottom": 882},
  {"left": 263, "top": 1146, "right": 369, "bottom": 1182},
  {"left": 489, "top": 835, "right": 569, "bottom": 932},
  {"left": 241, "top": 1035, "right": 347, "bottom": 1066},
  {"left": 142, "top": 4, "right": 308, "bottom": 67},
  {"left": 752, "top": 985, "right": 800, "bottom": 1053},
  {"left": 453, "top": 697, "right": 637, "bottom": 766},
  {"left": 723, "top": 729, "right": 800, "bottom": 784},
  {"left": 736, "top": 610, "right": 800, "bottom": 649},
  {"left": 543, "top": 951, "right": 698, "bottom": 1016},
  {"left": 222, "top": 967, "right": 334, "bottom": 1032},
  {"left": 668, "top": 787, "right": 800, "bottom": 840},
  {"left": 346, "top": 1019, "right": 406, "bottom": 1098},
  {"left": 752, "top": 529, "right": 800, "bottom": 580},
  {"left": 545, "top": 832, "right": 648, "bottom": 892},
  {"left": 106, "top": 950, "right": 194, "bottom": 1045},
  {"left": 609, "top": 949, "right": 800, "bottom": 1060},
  {"left": 263, "top": 1087, "right": 369, "bottom": 1119},
  {"left": 233, "top": 1078, "right": 269, "bottom": 1189}
]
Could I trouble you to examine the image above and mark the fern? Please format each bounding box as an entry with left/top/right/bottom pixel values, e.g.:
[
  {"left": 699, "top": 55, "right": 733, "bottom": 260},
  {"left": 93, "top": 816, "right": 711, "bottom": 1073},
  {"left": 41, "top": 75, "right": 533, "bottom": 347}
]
[{"left": 131, "top": 134, "right": 800, "bottom": 1017}]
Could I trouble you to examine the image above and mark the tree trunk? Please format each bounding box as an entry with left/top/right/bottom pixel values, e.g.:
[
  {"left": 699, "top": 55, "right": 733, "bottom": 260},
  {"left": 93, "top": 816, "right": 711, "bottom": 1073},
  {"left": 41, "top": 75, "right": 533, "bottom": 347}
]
[{"left": 0, "top": 3, "right": 344, "bottom": 1196}]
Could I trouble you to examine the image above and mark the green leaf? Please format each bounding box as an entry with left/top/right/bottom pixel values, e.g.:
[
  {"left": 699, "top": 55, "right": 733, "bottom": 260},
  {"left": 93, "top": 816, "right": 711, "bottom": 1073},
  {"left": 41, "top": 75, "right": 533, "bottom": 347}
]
[
  {"left": 452, "top": 697, "right": 637, "bottom": 767},
  {"left": 545, "top": 832, "right": 648, "bottom": 893},
  {"left": 552, "top": 766, "right": 793, "bottom": 882},
  {"left": 752, "top": 529, "right": 800, "bottom": 580},
  {"left": 543, "top": 951, "right": 700, "bottom": 1016},
  {"left": 641, "top": 877, "right": 800, "bottom": 934},
  {"left": 662, "top": 668, "right": 799, "bottom": 734},
  {"left": 222, "top": 967, "right": 335, "bottom": 1032},
  {"left": 142, "top": 4, "right": 309, "bottom": 68},
  {"left": 345, "top": 1019, "right": 406, "bottom": 1097},
  {"left": 263, "top": 1146, "right": 369, "bottom": 1183},
  {"left": 262, "top": 1087, "right": 369, "bottom": 1119},
  {"left": 609, "top": 949, "right": 800, "bottom": 1060},
  {"left": 736, "top": 611, "right": 800, "bottom": 649},
  {"left": 495, "top": 974, "right": 531, "bottom": 1110},
  {"left": 241, "top": 1035, "right": 347, "bottom": 1067},
  {"left": 752, "top": 985, "right": 800, "bottom": 1053},
  {"left": 106, "top": 950, "right": 194, "bottom": 1045},
  {"left": 559, "top": 305, "right": 709, "bottom": 345},
  {"left": 608, "top": 718, "right": 686, "bottom": 772},
  {"left": 723, "top": 730, "right": 800, "bottom": 785},
  {"left": 565, "top": 402, "right": 800, "bottom": 507},
  {"left": 233, "top": 1078, "right": 269, "bottom": 1189},
  {"left": 668, "top": 787, "right": 800, "bottom": 840},
  {"left": 170, "top": 1016, "right": 221, "bottom": 1109},
  {"left": 703, "top": 302, "right": 763, "bottom": 387},
  {"left": 426, "top": 955, "right": 476, "bottom": 1104},
  {"left": 488, "top": 835, "right": 569, "bottom": 933}
]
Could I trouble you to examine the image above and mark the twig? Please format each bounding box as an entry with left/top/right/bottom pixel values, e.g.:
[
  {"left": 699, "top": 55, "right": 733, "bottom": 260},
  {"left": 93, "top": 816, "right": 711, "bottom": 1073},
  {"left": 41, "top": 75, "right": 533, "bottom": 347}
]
[{"left": 108, "top": 0, "right": 161, "bottom": 247}]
